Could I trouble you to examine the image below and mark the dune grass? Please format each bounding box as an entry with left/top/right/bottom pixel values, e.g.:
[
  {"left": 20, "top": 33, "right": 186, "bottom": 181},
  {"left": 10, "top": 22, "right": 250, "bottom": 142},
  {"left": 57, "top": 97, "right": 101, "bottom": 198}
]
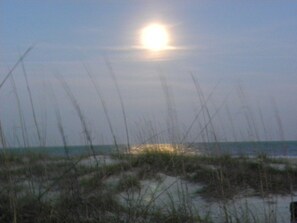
[
  {"left": 0, "top": 50, "right": 295, "bottom": 222},
  {"left": 0, "top": 148, "right": 296, "bottom": 222}
]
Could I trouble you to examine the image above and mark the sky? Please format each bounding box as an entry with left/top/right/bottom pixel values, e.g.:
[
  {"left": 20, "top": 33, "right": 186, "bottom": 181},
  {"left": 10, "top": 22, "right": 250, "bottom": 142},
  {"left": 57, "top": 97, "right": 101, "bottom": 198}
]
[{"left": 1, "top": 1, "right": 297, "bottom": 146}]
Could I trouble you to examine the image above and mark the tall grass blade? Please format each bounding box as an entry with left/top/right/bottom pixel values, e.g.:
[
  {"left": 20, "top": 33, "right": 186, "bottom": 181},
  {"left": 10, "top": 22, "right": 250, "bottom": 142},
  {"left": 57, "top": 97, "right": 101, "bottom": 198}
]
[
  {"left": 0, "top": 45, "right": 34, "bottom": 90},
  {"left": 9, "top": 75, "right": 29, "bottom": 147},
  {"left": 57, "top": 75, "right": 99, "bottom": 167},
  {"left": 83, "top": 63, "right": 119, "bottom": 152},
  {"left": 104, "top": 57, "right": 130, "bottom": 151}
]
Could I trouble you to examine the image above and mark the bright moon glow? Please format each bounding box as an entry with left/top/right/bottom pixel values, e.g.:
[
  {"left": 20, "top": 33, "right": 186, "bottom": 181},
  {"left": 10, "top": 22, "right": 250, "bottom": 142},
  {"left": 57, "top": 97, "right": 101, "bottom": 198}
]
[{"left": 141, "top": 23, "right": 169, "bottom": 51}]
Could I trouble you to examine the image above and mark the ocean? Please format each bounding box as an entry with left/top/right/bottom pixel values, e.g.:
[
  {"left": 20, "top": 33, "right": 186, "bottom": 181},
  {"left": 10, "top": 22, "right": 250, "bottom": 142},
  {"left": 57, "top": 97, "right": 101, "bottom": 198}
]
[
  {"left": 1, "top": 141, "right": 297, "bottom": 157},
  {"left": 191, "top": 141, "right": 297, "bottom": 157}
]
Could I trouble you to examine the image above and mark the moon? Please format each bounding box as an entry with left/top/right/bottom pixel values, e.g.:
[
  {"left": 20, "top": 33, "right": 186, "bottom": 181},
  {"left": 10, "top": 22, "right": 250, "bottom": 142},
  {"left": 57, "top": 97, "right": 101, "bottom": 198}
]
[{"left": 140, "top": 23, "right": 170, "bottom": 52}]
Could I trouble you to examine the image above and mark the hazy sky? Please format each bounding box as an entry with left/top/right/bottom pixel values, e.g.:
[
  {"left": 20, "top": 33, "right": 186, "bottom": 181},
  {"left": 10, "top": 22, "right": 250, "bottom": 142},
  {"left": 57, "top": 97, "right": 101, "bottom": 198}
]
[{"left": 1, "top": 1, "right": 297, "bottom": 146}]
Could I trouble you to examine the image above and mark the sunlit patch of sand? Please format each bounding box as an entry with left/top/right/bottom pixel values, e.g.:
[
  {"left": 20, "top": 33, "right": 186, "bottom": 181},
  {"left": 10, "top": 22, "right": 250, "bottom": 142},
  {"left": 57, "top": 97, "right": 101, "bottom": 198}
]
[{"left": 129, "top": 143, "right": 200, "bottom": 155}]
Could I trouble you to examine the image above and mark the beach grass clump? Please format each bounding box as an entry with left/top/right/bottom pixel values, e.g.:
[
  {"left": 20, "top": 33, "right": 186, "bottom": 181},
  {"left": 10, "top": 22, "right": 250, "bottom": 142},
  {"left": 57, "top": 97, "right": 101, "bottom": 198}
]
[
  {"left": 130, "top": 150, "right": 186, "bottom": 174},
  {"left": 147, "top": 210, "right": 206, "bottom": 223},
  {"left": 116, "top": 174, "right": 141, "bottom": 192},
  {"left": 78, "top": 162, "right": 132, "bottom": 193},
  {"left": 0, "top": 151, "right": 55, "bottom": 167},
  {"left": 0, "top": 152, "right": 24, "bottom": 165},
  {"left": 51, "top": 191, "right": 123, "bottom": 223},
  {"left": 79, "top": 173, "right": 105, "bottom": 193},
  {"left": 191, "top": 155, "right": 297, "bottom": 199},
  {"left": 0, "top": 192, "right": 53, "bottom": 223},
  {"left": 96, "top": 162, "right": 132, "bottom": 178}
]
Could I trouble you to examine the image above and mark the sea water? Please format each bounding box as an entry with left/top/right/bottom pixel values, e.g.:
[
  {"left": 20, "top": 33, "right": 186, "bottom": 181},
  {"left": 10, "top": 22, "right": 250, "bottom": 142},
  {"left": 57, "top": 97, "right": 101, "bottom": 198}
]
[
  {"left": 1, "top": 141, "right": 297, "bottom": 157},
  {"left": 193, "top": 141, "right": 297, "bottom": 157}
]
